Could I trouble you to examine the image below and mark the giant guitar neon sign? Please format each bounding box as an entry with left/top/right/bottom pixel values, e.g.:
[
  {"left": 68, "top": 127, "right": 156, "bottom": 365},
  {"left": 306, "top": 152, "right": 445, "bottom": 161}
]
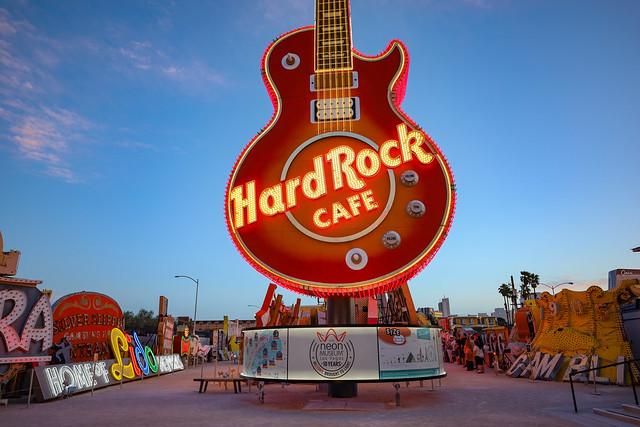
[{"left": 225, "top": 0, "right": 455, "bottom": 296}]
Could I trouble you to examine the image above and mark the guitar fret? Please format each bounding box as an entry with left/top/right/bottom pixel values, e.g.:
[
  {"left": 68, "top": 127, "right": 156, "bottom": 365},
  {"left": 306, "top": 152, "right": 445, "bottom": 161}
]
[
  {"left": 321, "top": 39, "right": 345, "bottom": 46},
  {"left": 315, "top": 0, "right": 352, "bottom": 72}
]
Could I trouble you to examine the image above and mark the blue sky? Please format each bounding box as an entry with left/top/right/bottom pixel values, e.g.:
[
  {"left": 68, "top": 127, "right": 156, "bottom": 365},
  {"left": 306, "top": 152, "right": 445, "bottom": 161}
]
[{"left": 1, "top": 0, "right": 639, "bottom": 320}]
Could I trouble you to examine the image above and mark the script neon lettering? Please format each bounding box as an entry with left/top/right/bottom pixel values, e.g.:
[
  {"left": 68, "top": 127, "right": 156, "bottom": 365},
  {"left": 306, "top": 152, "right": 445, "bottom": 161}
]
[
  {"left": 397, "top": 123, "right": 434, "bottom": 165},
  {"left": 109, "top": 328, "right": 135, "bottom": 380},
  {"left": 229, "top": 181, "right": 257, "bottom": 228},
  {"left": 259, "top": 183, "right": 285, "bottom": 216},
  {"left": 302, "top": 156, "right": 327, "bottom": 199},
  {"left": 379, "top": 140, "right": 401, "bottom": 168},
  {"left": 229, "top": 123, "right": 434, "bottom": 230},
  {"left": 109, "top": 328, "right": 160, "bottom": 380},
  {"left": 326, "top": 145, "right": 365, "bottom": 191},
  {"left": 355, "top": 148, "right": 380, "bottom": 177},
  {"left": 285, "top": 177, "right": 301, "bottom": 209}
]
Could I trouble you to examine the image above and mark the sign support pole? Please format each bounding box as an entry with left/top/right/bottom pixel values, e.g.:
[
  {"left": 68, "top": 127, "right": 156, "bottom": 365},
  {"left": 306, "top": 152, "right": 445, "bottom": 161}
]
[
  {"left": 27, "top": 369, "right": 34, "bottom": 408},
  {"left": 91, "top": 353, "right": 98, "bottom": 396},
  {"left": 327, "top": 296, "right": 358, "bottom": 398}
]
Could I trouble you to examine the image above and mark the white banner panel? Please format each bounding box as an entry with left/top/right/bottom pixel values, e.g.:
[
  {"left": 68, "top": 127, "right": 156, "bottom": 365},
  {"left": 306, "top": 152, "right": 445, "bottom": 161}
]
[
  {"left": 242, "top": 328, "right": 288, "bottom": 380},
  {"left": 288, "top": 327, "right": 378, "bottom": 381}
]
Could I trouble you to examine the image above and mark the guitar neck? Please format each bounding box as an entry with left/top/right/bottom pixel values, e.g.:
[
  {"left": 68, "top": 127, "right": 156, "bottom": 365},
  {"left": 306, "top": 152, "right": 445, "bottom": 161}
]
[{"left": 315, "top": 0, "right": 353, "bottom": 72}]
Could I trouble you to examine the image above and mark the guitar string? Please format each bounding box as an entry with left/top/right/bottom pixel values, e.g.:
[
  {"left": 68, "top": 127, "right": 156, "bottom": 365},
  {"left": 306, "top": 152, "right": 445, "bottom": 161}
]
[
  {"left": 331, "top": 0, "right": 336, "bottom": 132},
  {"left": 318, "top": 0, "right": 322, "bottom": 136},
  {"left": 315, "top": 0, "right": 319, "bottom": 136},
  {"left": 344, "top": 0, "right": 349, "bottom": 133},
  {"left": 331, "top": 0, "right": 340, "bottom": 130},
  {"left": 347, "top": 0, "right": 352, "bottom": 134},
  {"left": 336, "top": 0, "right": 345, "bottom": 131},
  {"left": 320, "top": 0, "right": 329, "bottom": 133},
  {"left": 317, "top": 0, "right": 321, "bottom": 135}
]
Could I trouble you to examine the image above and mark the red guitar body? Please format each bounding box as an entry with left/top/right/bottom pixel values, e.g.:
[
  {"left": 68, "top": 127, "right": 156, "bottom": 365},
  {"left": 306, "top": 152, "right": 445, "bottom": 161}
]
[{"left": 226, "top": 27, "right": 455, "bottom": 297}]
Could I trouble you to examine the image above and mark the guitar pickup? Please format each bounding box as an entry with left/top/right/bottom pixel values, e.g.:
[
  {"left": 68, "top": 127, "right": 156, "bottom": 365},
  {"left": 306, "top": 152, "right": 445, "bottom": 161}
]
[
  {"left": 310, "top": 71, "right": 359, "bottom": 91},
  {"left": 310, "top": 97, "right": 360, "bottom": 123}
]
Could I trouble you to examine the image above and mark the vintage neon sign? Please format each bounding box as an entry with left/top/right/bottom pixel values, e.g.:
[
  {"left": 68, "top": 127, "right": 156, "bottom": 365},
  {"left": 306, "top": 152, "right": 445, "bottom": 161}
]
[
  {"left": 0, "top": 287, "right": 53, "bottom": 364},
  {"left": 224, "top": 2, "right": 455, "bottom": 296},
  {"left": 35, "top": 353, "right": 184, "bottom": 400},
  {"left": 52, "top": 291, "right": 125, "bottom": 362},
  {"left": 109, "top": 328, "right": 158, "bottom": 380}
]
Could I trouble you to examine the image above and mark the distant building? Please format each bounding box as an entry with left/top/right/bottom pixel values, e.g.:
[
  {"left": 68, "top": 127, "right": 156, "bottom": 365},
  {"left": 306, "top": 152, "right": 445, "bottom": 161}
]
[
  {"left": 492, "top": 307, "right": 507, "bottom": 320},
  {"left": 608, "top": 269, "right": 640, "bottom": 289},
  {"left": 477, "top": 312, "right": 489, "bottom": 317},
  {"left": 446, "top": 315, "right": 499, "bottom": 332},
  {"left": 416, "top": 307, "right": 430, "bottom": 316},
  {"left": 438, "top": 297, "right": 451, "bottom": 317}
]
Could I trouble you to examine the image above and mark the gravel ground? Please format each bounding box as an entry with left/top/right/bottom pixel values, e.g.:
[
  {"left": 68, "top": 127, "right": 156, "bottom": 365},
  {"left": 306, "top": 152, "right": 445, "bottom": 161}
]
[{"left": 2, "top": 361, "right": 637, "bottom": 427}]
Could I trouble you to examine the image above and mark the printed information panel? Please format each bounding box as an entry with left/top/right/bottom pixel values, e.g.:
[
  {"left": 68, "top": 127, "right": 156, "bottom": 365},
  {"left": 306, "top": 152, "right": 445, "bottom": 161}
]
[
  {"left": 242, "top": 326, "right": 444, "bottom": 382},
  {"left": 242, "top": 328, "right": 288, "bottom": 380},
  {"left": 378, "top": 327, "right": 442, "bottom": 379}
]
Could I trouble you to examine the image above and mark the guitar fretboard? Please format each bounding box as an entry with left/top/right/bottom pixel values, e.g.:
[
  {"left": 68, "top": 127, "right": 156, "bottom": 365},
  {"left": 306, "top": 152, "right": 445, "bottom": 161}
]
[{"left": 315, "top": 0, "right": 353, "bottom": 72}]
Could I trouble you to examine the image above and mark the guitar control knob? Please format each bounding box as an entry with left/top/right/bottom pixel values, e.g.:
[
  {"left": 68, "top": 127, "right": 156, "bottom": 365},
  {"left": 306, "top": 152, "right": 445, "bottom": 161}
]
[
  {"left": 400, "top": 170, "right": 419, "bottom": 187},
  {"left": 382, "top": 231, "right": 401, "bottom": 249},
  {"left": 345, "top": 248, "right": 368, "bottom": 270},
  {"left": 406, "top": 200, "right": 426, "bottom": 218},
  {"left": 281, "top": 53, "right": 300, "bottom": 70}
]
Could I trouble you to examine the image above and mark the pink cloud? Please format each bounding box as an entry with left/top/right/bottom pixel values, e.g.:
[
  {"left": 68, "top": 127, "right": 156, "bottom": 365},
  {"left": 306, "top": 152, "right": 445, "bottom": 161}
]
[
  {"left": 8, "top": 108, "right": 92, "bottom": 183},
  {"left": 0, "top": 9, "right": 17, "bottom": 35}
]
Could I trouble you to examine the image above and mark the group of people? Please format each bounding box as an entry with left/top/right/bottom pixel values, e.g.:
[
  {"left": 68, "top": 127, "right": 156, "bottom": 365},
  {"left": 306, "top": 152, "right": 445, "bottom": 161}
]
[{"left": 442, "top": 331, "right": 488, "bottom": 373}]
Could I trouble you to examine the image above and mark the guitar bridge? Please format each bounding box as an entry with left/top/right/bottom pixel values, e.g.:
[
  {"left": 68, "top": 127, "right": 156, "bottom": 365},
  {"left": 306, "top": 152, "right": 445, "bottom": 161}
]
[{"left": 310, "top": 97, "right": 360, "bottom": 123}]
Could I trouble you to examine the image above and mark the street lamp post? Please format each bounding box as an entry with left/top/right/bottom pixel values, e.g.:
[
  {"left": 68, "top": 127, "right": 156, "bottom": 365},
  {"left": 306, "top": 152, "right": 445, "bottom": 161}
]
[
  {"left": 540, "top": 281, "right": 574, "bottom": 296},
  {"left": 174, "top": 275, "right": 199, "bottom": 366}
]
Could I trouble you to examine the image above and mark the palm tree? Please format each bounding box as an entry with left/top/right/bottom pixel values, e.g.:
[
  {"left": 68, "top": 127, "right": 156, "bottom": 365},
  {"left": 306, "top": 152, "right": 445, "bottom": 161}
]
[
  {"left": 530, "top": 272, "right": 540, "bottom": 299},
  {"left": 498, "top": 283, "right": 512, "bottom": 323},
  {"left": 520, "top": 271, "right": 532, "bottom": 301}
]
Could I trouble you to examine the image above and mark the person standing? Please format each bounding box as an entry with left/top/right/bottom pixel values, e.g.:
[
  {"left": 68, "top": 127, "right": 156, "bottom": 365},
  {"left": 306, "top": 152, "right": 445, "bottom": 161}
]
[
  {"left": 464, "top": 336, "right": 475, "bottom": 371},
  {"left": 474, "top": 340, "right": 485, "bottom": 373}
]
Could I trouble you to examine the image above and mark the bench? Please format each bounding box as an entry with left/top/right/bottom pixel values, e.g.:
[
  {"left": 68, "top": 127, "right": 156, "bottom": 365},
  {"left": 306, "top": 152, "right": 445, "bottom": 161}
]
[{"left": 193, "top": 378, "right": 249, "bottom": 394}]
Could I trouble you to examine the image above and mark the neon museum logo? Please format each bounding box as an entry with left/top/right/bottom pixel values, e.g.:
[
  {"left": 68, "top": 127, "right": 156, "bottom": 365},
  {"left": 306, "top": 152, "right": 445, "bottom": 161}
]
[{"left": 309, "top": 329, "right": 355, "bottom": 379}]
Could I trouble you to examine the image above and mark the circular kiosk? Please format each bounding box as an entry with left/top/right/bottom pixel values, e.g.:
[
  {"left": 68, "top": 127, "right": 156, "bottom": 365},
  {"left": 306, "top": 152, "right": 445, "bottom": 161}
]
[{"left": 241, "top": 325, "right": 446, "bottom": 385}]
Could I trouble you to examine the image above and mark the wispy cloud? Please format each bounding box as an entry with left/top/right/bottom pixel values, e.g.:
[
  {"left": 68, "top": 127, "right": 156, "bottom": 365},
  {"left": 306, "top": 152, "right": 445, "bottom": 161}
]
[
  {"left": 0, "top": 8, "right": 89, "bottom": 183},
  {"left": 0, "top": 4, "right": 224, "bottom": 182},
  {"left": 116, "top": 139, "right": 159, "bottom": 152},
  {"left": 462, "top": 0, "right": 508, "bottom": 9},
  {"left": 257, "top": 0, "right": 313, "bottom": 22},
  {"left": 9, "top": 107, "right": 92, "bottom": 183},
  {"left": 115, "top": 39, "right": 225, "bottom": 88}
]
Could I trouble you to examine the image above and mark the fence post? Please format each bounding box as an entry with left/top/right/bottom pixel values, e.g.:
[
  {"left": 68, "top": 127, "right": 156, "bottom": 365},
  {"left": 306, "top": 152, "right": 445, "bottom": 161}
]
[
  {"left": 629, "top": 360, "right": 638, "bottom": 405},
  {"left": 570, "top": 370, "right": 577, "bottom": 413}
]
